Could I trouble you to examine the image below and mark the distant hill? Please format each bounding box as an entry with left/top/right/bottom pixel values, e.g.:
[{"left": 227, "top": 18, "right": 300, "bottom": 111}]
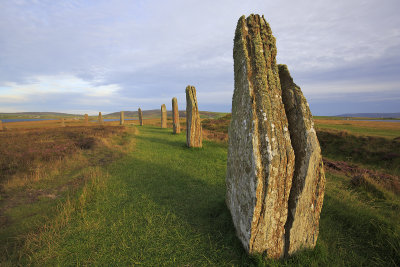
[
  {"left": 336, "top": 113, "right": 400, "bottom": 119},
  {"left": 0, "top": 112, "right": 80, "bottom": 119},
  {"left": 105, "top": 110, "right": 227, "bottom": 119}
]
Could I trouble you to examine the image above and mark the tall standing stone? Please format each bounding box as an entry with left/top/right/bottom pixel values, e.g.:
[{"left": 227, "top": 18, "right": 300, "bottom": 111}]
[
  {"left": 226, "top": 15, "right": 295, "bottom": 259},
  {"left": 84, "top": 114, "right": 89, "bottom": 125},
  {"left": 138, "top": 108, "right": 143, "bottom": 126},
  {"left": 185, "top": 85, "right": 202, "bottom": 147},
  {"left": 278, "top": 64, "right": 325, "bottom": 256},
  {"left": 172, "top": 97, "right": 181, "bottom": 134},
  {"left": 98, "top": 112, "right": 103, "bottom": 125},
  {"left": 61, "top": 118, "right": 66, "bottom": 127},
  {"left": 0, "top": 120, "right": 3, "bottom": 131},
  {"left": 120, "top": 111, "right": 124, "bottom": 125},
  {"left": 161, "top": 104, "right": 167, "bottom": 128}
]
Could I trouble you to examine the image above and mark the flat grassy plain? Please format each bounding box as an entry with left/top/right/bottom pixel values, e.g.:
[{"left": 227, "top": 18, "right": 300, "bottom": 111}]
[{"left": 1, "top": 118, "right": 399, "bottom": 265}]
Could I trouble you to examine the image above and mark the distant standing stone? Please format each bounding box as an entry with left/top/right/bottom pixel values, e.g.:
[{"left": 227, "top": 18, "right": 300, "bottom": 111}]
[
  {"left": 120, "top": 111, "right": 124, "bottom": 125},
  {"left": 0, "top": 120, "right": 3, "bottom": 131},
  {"left": 172, "top": 97, "right": 181, "bottom": 134},
  {"left": 61, "top": 118, "right": 66, "bottom": 127},
  {"left": 185, "top": 85, "right": 202, "bottom": 147},
  {"left": 278, "top": 64, "right": 325, "bottom": 256},
  {"left": 84, "top": 114, "right": 89, "bottom": 125},
  {"left": 226, "top": 14, "right": 295, "bottom": 259},
  {"left": 98, "top": 112, "right": 104, "bottom": 125},
  {"left": 138, "top": 108, "right": 143, "bottom": 126},
  {"left": 161, "top": 104, "right": 167, "bottom": 128}
]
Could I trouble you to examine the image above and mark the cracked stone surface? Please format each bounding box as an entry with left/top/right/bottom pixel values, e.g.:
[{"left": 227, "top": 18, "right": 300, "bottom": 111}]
[
  {"left": 186, "top": 85, "right": 202, "bottom": 147},
  {"left": 279, "top": 64, "right": 325, "bottom": 256},
  {"left": 138, "top": 108, "right": 143, "bottom": 126},
  {"left": 172, "top": 97, "right": 181, "bottom": 134},
  {"left": 226, "top": 14, "right": 324, "bottom": 259}
]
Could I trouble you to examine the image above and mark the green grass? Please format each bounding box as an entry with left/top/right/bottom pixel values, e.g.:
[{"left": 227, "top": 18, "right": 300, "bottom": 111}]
[
  {"left": 3, "top": 125, "right": 400, "bottom": 266},
  {"left": 316, "top": 123, "right": 400, "bottom": 139}
]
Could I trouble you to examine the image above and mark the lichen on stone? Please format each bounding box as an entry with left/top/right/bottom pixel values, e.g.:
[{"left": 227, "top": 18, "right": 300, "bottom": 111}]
[
  {"left": 161, "top": 104, "right": 167, "bottom": 128},
  {"left": 185, "top": 85, "right": 202, "bottom": 147}
]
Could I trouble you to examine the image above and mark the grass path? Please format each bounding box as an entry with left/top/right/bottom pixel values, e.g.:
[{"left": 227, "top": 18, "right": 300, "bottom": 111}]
[
  {"left": 21, "top": 126, "right": 400, "bottom": 266},
  {"left": 24, "top": 126, "right": 249, "bottom": 265}
]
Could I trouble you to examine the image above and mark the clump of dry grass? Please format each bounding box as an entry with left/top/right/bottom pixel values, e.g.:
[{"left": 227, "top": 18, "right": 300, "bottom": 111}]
[
  {"left": 0, "top": 126, "right": 126, "bottom": 184},
  {"left": 0, "top": 125, "right": 136, "bottom": 264}
]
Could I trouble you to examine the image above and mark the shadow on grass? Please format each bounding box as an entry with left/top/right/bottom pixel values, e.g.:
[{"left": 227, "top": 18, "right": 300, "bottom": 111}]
[
  {"left": 121, "top": 126, "right": 400, "bottom": 265},
  {"left": 117, "top": 155, "right": 252, "bottom": 264}
]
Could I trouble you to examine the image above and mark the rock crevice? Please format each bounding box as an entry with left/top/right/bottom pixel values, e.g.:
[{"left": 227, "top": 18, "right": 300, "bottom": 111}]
[{"left": 226, "top": 14, "right": 325, "bottom": 259}]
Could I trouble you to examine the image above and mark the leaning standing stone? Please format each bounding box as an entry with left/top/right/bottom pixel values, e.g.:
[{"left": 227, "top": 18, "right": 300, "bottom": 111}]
[
  {"left": 98, "top": 112, "right": 103, "bottom": 125},
  {"left": 138, "top": 108, "right": 143, "bottom": 126},
  {"left": 226, "top": 14, "right": 295, "bottom": 259},
  {"left": 161, "top": 104, "right": 167, "bottom": 128},
  {"left": 120, "top": 111, "right": 124, "bottom": 125},
  {"left": 185, "top": 85, "right": 202, "bottom": 147},
  {"left": 278, "top": 64, "right": 325, "bottom": 256},
  {"left": 172, "top": 97, "right": 181, "bottom": 134}
]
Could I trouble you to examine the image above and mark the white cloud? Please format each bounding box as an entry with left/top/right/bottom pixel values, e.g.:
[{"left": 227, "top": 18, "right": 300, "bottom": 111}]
[
  {"left": 0, "top": 0, "right": 399, "bottom": 114},
  {"left": 0, "top": 74, "right": 121, "bottom": 97}
]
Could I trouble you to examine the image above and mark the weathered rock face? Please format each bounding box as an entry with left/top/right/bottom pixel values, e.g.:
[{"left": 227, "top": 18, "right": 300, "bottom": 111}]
[
  {"left": 138, "top": 108, "right": 143, "bottom": 126},
  {"left": 278, "top": 64, "right": 325, "bottom": 256},
  {"left": 185, "top": 85, "right": 202, "bottom": 147},
  {"left": 226, "top": 14, "right": 296, "bottom": 259},
  {"left": 172, "top": 97, "right": 181, "bottom": 134},
  {"left": 120, "top": 111, "right": 124, "bottom": 125},
  {"left": 84, "top": 114, "right": 89, "bottom": 125},
  {"left": 98, "top": 112, "right": 103, "bottom": 125},
  {"left": 61, "top": 118, "right": 66, "bottom": 127},
  {"left": 161, "top": 104, "right": 167, "bottom": 128}
]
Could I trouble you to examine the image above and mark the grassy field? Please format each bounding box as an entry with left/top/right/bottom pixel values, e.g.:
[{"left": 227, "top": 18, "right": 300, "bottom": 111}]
[
  {"left": 0, "top": 122, "right": 136, "bottom": 264},
  {"left": 314, "top": 119, "right": 400, "bottom": 139},
  {"left": 1, "top": 118, "right": 399, "bottom": 265}
]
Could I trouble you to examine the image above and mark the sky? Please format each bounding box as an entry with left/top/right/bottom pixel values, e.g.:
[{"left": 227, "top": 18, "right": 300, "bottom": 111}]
[{"left": 0, "top": 0, "right": 399, "bottom": 116}]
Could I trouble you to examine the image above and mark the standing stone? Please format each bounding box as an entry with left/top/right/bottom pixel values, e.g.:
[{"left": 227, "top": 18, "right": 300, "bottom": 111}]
[
  {"left": 84, "top": 114, "right": 89, "bottom": 125},
  {"left": 98, "top": 112, "right": 104, "bottom": 125},
  {"left": 138, "top": 108, "right": 143, "bottom": 126},
  {"left": 185, "top": 85, "right": 202, "bottom": 147},
  {"left": 61, "top": 118, "right": 66, "bottom": 127},
  {"left": 172, "top": 97, "right": 181, "bottom": 134},
  {"left": 226, "top": 15, "right": 295, "bottom": 259},
  {"left": 278, "top": 64, "right": 325, "bottom": 256},
  {"left": 0, "top": 120, "right": 3, "bottom": 131},
  {"left": 161, "top": 104, "right": 167, "bottom": 128},
  {"left": 120, "top": 111, "right": 124, "bottom": 125}
]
